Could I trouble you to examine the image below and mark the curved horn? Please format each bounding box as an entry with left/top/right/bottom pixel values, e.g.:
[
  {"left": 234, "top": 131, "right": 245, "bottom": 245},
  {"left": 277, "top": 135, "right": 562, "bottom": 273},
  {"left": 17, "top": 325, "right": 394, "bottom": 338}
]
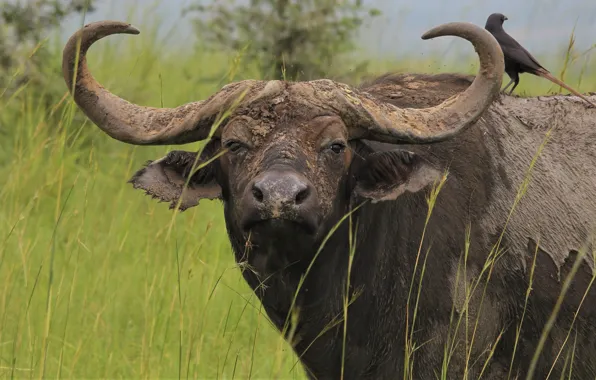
[
  {"left": 62, "top": 21, "right": 262, "bottom": 145},
  {"left": 336, "top": 21, "right": 504, "bottom": 144}
]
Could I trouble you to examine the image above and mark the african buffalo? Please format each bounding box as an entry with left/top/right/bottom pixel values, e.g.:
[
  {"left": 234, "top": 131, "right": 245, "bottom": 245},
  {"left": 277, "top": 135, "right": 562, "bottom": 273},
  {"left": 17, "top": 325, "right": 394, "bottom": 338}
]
[{"left": 62, "top": 20, "right": 596, "bottom": 379}]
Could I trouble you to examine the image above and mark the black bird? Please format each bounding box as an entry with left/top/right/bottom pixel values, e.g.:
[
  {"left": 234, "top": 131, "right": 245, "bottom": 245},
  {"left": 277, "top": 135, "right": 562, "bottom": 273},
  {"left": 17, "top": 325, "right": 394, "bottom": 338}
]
[{"left": 485, "top": 13, "right": 596, "bottom": 107}]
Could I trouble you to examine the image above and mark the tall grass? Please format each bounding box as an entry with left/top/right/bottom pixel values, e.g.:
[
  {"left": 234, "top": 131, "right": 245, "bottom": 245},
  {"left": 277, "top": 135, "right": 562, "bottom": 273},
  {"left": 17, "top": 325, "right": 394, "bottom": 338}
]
[{"left": 1, "top": 5, "right": 595, "bottom": 379}]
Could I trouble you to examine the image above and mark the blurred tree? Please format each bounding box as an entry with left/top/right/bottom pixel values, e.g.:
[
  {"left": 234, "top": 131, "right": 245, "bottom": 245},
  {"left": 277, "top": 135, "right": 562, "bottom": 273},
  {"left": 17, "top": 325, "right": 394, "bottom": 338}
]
[
  {"left": 0, "top": 0, "right": 95, "bottom": 98},
  {"left": 184, "top": 0, "right": 381, "bottom": 81}
]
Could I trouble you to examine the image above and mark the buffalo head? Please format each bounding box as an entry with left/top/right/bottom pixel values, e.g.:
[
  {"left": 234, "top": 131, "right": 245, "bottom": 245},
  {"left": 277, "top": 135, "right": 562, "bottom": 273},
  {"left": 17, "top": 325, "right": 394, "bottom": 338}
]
[{"left": 62, "top": 20, "right": 504, "bottom": 252}]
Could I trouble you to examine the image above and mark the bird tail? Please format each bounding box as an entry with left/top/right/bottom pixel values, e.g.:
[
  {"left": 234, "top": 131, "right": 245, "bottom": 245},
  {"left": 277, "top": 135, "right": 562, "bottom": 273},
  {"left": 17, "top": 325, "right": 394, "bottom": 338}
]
[{"left": 536, "top": 68, "right": 596, "bottom": 107}]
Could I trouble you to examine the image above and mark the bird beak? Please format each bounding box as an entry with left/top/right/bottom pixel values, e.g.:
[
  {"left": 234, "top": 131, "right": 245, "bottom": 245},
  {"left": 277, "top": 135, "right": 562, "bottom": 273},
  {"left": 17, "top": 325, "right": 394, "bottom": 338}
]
[{"left": 504, "top": 16, "right": 508, "bottom": 20}]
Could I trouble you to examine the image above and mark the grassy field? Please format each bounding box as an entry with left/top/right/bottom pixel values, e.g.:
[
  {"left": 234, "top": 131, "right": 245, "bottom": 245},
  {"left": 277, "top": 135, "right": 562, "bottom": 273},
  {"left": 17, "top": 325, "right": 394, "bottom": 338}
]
[{"left": 1, "top": 9, "right": 595, "bottom": 380}]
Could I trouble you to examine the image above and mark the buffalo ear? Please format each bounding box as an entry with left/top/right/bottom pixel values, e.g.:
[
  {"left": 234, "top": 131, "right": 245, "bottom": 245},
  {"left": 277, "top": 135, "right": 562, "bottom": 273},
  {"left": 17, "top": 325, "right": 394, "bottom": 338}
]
[
  {"left": 128, "top": 142, "right": 222, "bottom": 211},
  {"left": 353, "top": 149, "right": 442, "bottom": 203}
]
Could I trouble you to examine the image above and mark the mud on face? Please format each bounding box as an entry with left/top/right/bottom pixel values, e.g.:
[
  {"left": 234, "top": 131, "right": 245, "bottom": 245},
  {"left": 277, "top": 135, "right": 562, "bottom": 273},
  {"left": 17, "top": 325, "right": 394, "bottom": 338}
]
[{"left": 218, "top": 101, "right": 354, "bottom": 239}]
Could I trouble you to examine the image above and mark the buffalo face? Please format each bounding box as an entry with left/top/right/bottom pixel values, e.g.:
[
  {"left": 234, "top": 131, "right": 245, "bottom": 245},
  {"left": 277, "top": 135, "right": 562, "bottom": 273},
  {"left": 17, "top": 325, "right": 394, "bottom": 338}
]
[
  {"left": 126, "top": 107, "right": 356, "bottom": 247},
  {"left": 128, "top": 101, "right": 445, "bottom": 254},
  {"left": 126, "top": 105, "right": 372, "bottom": 244},
  {"left": 222, "top": 110, "right": 352, "bottom": 240}
]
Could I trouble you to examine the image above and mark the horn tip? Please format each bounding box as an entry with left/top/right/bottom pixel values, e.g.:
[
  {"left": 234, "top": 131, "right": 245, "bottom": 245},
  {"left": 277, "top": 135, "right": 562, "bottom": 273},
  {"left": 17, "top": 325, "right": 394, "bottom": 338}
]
[
  {"left": 124, "top": 25, "right": 141, "bottom": 35},
  {"left": 81, "top": 20, "right": 141, "bottom": 36},
  {"left": 420, "top": 30, "right": 435, "bottom": 40},
  {"left": 421, "top": 27, "right": 443, "bottom": 40}
]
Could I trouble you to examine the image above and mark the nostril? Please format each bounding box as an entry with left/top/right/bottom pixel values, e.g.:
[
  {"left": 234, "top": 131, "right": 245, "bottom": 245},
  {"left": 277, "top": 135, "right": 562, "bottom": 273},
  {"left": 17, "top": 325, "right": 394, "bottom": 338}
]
[
  {"left": 252, "top": 185, "right": 264, "bottom": 203},
  {"left": 294, "top": 187, "right": 310, "bottom": 205}
]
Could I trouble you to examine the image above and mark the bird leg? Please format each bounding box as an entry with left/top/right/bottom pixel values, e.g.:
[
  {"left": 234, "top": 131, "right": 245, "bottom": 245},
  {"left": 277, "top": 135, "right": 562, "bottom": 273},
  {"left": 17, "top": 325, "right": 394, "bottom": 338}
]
[
  {"left": 507, "top": 78, "right": 519, "bottom": 95},
  {"left": 502, "top": 78, "right": 515, "bottom": 94},
  {"left": 495, "top": 78, "right": 515, "bottom": 105}
]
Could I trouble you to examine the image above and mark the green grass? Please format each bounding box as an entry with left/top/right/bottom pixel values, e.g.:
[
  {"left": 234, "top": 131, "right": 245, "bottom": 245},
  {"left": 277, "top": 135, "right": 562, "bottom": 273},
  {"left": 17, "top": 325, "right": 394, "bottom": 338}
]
[
  {"left": 0, "top": 17, "right": 303, "bottom": 379},
  {"left": 1, "top": 6, "right": 595, "bottom": 380}
]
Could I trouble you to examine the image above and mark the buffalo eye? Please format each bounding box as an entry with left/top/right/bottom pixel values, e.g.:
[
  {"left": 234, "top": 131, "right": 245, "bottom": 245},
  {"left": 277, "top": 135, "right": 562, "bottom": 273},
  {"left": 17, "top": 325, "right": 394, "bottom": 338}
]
[
  {"left": 224, "top": 140, "right": 246, "bottom": 154},
  {"left": 329, "top": 142, "right": 346, "bottom": 154}
]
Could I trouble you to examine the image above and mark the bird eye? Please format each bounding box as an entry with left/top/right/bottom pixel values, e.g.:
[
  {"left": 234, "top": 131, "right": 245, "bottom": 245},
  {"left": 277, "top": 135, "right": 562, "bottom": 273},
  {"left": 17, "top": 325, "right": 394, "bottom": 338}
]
[{"left": 329, "top": 142, "right": 346, "bottom": 154}]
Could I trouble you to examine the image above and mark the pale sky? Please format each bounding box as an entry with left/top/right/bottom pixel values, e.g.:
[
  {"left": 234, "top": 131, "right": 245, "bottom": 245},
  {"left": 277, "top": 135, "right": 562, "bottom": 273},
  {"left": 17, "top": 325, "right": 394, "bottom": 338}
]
[{"left": 59, "top": 0, "right": 596, "bottom": 64}]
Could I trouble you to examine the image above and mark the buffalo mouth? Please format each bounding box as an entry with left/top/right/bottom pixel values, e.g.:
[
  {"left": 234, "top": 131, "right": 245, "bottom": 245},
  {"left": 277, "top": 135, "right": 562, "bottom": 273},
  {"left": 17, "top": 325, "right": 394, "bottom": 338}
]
[{"left": 242, "top": 214, "right": 319, "bottom": 236}]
